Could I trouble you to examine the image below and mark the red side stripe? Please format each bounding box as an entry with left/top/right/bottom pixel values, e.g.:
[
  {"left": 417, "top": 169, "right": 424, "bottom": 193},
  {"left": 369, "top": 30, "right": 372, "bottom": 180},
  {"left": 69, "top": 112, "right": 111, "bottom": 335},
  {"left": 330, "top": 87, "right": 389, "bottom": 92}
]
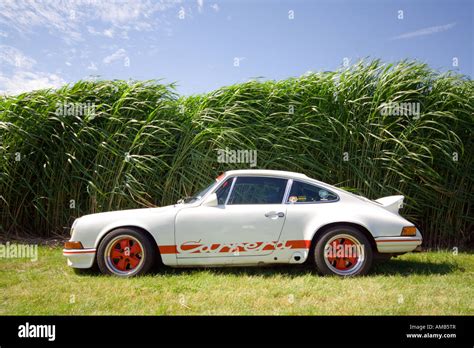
[
  {"left": 63, "top": 249, "right": 96, "bottom": 254},
  {"left": 159, "top": 245, "right": 178, "bottom": 254},
  {"left": 376, "top": 239, "right": 421, "bottom": 243},
  {"left": 158, "top": 240, "right": 311, "bottom": 255},
  {"left": 286, "top": 240, "right": 312, "bottom": 249}
]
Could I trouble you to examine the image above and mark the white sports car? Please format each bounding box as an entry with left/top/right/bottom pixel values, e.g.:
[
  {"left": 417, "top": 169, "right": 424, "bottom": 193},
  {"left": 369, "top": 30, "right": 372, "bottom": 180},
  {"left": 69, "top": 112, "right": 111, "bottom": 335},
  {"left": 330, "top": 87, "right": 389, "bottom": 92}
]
[{"left": 63, "top": 170, "right": 422, "bottom": 277}]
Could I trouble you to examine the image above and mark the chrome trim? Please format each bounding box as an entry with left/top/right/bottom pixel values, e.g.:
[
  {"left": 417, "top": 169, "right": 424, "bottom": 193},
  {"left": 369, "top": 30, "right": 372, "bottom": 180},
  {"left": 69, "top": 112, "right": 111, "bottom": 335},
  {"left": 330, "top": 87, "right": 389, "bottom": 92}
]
[
  {"left": 264, "top": 211, "right": 285, "bottom": 218},
  {"left": 217, "top": 171, "right": 345, "bottom": 201},
  {"left": 224, "top": 177, "right": 237, "bottom": 205},
  {"left": 63, "top": 248, "right": 96, "bottom": 254},
  {"left": 208, "top": 174, "right": 340, "bottom": 206},
  {"left": 322, "top": 233, "right": 366, "bottom": 276},
  {"left": 282, "top": 179, "right": 293, "bottom": 204},
  {"left": 202, "top": 176, "right": 235, "bottom": 206},
  {"left": 286, "top": 200, "right": 340, "bottom": 205}
]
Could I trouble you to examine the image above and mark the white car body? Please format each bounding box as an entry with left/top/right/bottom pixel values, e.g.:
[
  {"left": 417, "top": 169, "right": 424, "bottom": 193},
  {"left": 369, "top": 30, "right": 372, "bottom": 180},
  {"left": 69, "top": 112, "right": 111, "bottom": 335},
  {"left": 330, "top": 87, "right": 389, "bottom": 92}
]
[{"left": 64, "top": 170, "right": 422, "bottom": 274}]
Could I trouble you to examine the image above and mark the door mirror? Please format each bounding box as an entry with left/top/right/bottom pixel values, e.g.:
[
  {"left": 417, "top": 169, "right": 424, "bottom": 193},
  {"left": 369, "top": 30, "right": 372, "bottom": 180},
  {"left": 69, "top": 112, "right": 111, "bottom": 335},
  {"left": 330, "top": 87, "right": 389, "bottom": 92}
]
[{"left": 202, "top": 193, "right": 218, "bottom": 207}]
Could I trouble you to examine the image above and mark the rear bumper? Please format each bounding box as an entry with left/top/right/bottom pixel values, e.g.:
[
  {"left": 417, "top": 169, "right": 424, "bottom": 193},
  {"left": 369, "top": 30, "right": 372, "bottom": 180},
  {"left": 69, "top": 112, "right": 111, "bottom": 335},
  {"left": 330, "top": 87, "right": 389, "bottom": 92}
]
[
  {"left": 63, "top": 248, "right": 96, "bottom": 269},
  {"left": 375, "top": 232, "right": 422, "bottom": 253}
]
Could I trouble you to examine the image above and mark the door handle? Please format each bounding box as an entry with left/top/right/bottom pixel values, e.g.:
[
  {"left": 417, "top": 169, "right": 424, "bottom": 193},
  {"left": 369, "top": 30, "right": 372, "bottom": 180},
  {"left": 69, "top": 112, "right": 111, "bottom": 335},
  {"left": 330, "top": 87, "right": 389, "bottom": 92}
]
[{"left": 265, "top": 211, "right": 285, "bottom": 218}]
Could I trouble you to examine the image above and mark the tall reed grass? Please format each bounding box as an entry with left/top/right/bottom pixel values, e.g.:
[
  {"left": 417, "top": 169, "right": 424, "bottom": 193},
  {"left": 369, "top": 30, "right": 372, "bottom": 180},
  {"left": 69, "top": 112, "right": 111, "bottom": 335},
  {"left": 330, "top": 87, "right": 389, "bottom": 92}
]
[{"left": 1, "top": 60, "right": 472, "bottom": 248}]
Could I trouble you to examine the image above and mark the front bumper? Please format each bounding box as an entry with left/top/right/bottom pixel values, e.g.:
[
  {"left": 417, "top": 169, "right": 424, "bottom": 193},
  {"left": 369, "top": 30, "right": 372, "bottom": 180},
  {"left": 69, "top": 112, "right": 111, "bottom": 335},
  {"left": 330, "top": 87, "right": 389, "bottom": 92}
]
[
  {"left": 375, "top": 231, "right": 422, "bottom": 253},
  {"left": 63, "top": 248, "right": 96, "bottom": 269}
]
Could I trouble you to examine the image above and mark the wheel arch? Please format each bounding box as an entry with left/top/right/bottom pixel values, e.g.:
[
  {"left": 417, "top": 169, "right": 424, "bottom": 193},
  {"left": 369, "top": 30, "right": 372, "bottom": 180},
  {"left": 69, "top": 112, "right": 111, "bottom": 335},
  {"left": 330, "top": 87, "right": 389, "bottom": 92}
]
[
  {"left": 309, "top": 221, "right": 377, "bottom": 254},
  {"left": 96, "top": 225, "right": 163, "bottom": 264}
]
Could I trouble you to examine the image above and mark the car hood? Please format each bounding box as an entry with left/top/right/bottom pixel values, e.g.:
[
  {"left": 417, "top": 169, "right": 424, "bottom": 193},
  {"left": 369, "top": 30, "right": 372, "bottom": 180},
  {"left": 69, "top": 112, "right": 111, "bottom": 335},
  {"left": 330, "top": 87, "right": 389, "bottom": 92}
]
[{"left": 77, "top": 204, "right": 181, "bottom": 222}]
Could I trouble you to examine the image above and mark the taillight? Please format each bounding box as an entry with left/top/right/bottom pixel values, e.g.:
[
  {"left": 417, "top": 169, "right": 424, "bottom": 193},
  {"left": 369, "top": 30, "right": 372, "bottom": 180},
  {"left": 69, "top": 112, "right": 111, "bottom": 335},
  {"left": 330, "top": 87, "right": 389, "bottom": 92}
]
[
  {"left": 64, "top": 241, "right": 84, "bottom": 249},
  {"left": 401, "top": 226, "right": 417, "bottom": 236}
]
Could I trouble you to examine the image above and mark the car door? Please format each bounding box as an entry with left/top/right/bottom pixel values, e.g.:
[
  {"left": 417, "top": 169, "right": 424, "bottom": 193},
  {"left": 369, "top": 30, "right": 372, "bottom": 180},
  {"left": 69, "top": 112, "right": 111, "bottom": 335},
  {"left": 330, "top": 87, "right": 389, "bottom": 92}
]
[{"left": 174, "top": 176, "right": 289, "bottom": 261}]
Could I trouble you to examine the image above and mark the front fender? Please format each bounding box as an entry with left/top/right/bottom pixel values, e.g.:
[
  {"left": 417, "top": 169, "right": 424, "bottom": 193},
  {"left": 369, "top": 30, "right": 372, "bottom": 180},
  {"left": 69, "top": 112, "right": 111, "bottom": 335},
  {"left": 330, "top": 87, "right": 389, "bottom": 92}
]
[{"left": 71, "top": 207, "right": 178, "bottom": 252}]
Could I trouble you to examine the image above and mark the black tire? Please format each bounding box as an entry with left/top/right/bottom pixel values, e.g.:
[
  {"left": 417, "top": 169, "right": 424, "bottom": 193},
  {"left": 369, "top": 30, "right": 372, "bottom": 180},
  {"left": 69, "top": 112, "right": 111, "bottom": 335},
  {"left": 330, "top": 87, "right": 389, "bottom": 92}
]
[
  {"left": 97, "top": 228, "right": 156, "bottom": 277},
  {"left": 314, "top": 226, "right": 373, "bottom": 276}
]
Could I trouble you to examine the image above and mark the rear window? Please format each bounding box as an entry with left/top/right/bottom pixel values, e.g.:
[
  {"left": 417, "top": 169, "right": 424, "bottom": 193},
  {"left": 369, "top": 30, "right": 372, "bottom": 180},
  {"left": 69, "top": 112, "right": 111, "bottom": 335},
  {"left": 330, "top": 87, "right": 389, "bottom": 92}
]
[{"left": 287, "top": 181, "right": 338, "bottom": 203}]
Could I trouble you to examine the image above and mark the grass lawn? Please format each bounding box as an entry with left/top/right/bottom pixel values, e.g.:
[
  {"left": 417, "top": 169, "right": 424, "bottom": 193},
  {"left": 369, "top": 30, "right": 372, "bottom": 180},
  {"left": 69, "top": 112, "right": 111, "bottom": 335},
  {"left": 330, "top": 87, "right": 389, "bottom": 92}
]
[{"left": 0, "top": 246, "right": 473, "bottom": 315}]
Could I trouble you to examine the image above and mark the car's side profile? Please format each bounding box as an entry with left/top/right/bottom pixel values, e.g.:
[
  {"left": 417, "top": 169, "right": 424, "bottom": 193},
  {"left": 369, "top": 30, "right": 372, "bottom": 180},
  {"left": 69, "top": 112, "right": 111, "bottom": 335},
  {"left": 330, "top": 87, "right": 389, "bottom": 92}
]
[{"left": 63, "top": 170, "right": 422, "bottom": 277}]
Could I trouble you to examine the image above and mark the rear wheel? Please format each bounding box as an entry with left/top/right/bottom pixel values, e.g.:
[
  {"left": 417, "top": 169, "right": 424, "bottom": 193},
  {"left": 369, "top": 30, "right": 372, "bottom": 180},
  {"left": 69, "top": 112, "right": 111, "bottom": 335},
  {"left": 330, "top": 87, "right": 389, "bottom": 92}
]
[
  {"left": 314, "top": 226, "right": 373, "bottom": 276},
  {"left": 97, "top": 228, "right": 156, "bottom": 277}
]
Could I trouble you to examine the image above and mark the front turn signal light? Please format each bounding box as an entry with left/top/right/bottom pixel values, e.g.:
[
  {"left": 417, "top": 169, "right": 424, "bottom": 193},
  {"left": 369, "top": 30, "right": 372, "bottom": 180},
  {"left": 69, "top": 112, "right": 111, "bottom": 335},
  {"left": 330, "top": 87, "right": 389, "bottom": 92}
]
[
  {"left": 401, "top": 226, "right": 417, "bottom": 236},
  {"left": 64, "top": 241, "right": 84, "bottom": 249}
]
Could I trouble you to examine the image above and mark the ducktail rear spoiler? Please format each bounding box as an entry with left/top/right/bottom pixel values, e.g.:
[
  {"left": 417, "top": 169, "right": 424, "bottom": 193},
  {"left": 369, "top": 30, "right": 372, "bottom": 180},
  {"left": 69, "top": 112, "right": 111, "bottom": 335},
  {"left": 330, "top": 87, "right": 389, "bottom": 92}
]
[{"left": 375, "top": 195, "right": 404, "bottom": 214}]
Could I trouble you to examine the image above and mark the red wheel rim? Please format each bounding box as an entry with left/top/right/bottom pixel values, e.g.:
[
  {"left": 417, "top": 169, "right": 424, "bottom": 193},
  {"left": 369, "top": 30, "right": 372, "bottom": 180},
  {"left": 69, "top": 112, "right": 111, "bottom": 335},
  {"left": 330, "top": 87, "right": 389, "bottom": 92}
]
[
  {"left": 107, "top": 237, "right": 143, "bottom": 273},
  {"left": 323, "top": 234, "right": 365, "bottom": 275},
  {"left": 326, "top": 238, "right": 359, "bottom": 270}
]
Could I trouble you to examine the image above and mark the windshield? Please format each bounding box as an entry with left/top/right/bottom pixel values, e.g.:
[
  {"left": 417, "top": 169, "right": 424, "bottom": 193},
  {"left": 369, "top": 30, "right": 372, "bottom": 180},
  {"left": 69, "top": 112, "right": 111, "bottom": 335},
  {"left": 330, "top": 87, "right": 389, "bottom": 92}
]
[{"left": 182, "top": 181, "right": 216, "bottom": 204}]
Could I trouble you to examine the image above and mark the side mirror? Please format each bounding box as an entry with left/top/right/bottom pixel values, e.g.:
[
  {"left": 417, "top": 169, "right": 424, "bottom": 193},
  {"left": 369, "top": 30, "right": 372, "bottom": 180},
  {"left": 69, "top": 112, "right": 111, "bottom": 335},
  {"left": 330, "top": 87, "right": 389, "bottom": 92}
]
[{"left": 202, "top": 193, "right": 218, "bottom": 207}]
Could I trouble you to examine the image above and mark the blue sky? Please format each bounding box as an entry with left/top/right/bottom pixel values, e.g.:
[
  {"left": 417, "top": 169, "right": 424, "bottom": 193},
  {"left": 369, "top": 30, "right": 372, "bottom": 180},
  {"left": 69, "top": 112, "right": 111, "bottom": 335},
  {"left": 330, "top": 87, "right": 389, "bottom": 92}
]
[{"left": 0, "top": 0, "right": 472, "bottom": 95}]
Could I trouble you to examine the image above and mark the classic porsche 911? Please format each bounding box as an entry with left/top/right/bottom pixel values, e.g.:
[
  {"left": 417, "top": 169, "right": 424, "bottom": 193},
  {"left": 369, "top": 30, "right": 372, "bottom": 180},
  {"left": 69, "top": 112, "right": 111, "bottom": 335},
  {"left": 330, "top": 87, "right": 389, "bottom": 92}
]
[{"left": 63, "top": 170, "right": 422, "bottom": 277}]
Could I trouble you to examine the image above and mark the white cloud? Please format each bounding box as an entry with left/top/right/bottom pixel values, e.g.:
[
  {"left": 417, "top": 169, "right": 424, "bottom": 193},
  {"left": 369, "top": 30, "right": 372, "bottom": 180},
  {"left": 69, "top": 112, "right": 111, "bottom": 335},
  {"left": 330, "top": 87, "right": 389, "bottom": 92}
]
[
  {"left": 0, "top": 0, "right": 182, "bottom": 43},
  {"left": 87, "top": 62, "right": 98, "bottom": 71},
  {"left": 0, "top": 0, "right": 83, "bottom": 42},
  {"left": 103, "top": 28, "right": 114, "bottom": 38},
  {"left": 0, "top": 71, "right": 65, "bottom": 95},
  {"left": 197, "top": 0, "right": 204, "bottom": 12},
  {"left": 87, "top": 26, "right": 115, "bottom": 38},
  {"left": 87, "top": 26, "right": 100, "bottom": 35},
  {"left": 103, "top": 48, "right": 127, "bottom": 64},
  {"left": 0, "top": 45, "right": 65, "bottom": 95},
  {"left": 392, "top": 22, "right": 456, "bottom": 40},
  {"left": 211, "top": 3, "right": 219, "bottom": 12},
  {"left": 0, "top": 45, "right": 36, "bottom": 69}
]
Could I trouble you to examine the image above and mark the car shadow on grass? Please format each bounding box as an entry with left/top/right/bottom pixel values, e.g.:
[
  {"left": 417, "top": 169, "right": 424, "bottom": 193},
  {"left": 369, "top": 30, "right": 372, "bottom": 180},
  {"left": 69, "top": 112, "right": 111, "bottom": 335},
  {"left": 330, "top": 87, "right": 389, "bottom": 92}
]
[
  {"left": 370, "top": 259, "right": 460, "bottom": 276},
  {"left": 153, "top": 258, "right": 460, "bottom": 278},
  {"left": 156, "top": 264, "right": 315, "bottom": 278},
  {"left": 72, "top": 258, "right": 461, "bottom": 278}
]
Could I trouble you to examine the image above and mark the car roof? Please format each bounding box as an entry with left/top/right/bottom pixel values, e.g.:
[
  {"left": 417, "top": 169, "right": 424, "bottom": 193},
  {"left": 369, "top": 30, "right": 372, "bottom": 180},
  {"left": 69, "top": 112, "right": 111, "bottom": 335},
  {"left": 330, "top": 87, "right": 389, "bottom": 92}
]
[
  {"left": 219, "top": 169, "right": 358, "bottom": 202},
  {"left": 224, "top": 169, "right": 309, "bottom": 180},
  {"left": 223, "top": 169, "right": 345, "bottom": 195}
]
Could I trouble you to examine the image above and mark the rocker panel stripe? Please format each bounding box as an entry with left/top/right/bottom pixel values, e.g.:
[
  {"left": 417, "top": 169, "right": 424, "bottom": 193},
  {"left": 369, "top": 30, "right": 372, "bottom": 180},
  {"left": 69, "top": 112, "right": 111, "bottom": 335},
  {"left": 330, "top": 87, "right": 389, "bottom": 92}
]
[{"left": 159, "top": 240, "right": 311, "bottom": 254}]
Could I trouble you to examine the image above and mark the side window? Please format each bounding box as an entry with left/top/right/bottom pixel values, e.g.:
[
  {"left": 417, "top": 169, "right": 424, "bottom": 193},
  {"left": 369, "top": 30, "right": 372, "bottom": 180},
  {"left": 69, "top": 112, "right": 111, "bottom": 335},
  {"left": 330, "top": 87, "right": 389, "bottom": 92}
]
[
  {"left": 215, "top": 178, "right": 233, "bottom": 205},
  {"left": 227, "top": 177, "right": 287, "bottom": 205},
  {"left": 287, "top": 181, "right": 338, "bottom": 203}
]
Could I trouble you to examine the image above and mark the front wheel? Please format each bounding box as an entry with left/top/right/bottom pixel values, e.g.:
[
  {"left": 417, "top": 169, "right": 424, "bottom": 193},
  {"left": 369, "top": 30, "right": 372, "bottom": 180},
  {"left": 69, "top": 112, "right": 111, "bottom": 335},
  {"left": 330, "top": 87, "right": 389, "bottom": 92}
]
[
  {"left": 97, "top": 228, "right": 156, "bottom": 277},
  {"left": 314, "top": 226, "right": 373, "bottom": 276}
]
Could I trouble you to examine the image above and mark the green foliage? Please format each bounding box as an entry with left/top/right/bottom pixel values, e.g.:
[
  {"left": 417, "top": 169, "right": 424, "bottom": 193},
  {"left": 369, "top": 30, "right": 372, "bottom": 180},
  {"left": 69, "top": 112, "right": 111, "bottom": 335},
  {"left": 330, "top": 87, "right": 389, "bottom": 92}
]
[{"left": 0, "top": 60, "right": 473, "bottom": 247}]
